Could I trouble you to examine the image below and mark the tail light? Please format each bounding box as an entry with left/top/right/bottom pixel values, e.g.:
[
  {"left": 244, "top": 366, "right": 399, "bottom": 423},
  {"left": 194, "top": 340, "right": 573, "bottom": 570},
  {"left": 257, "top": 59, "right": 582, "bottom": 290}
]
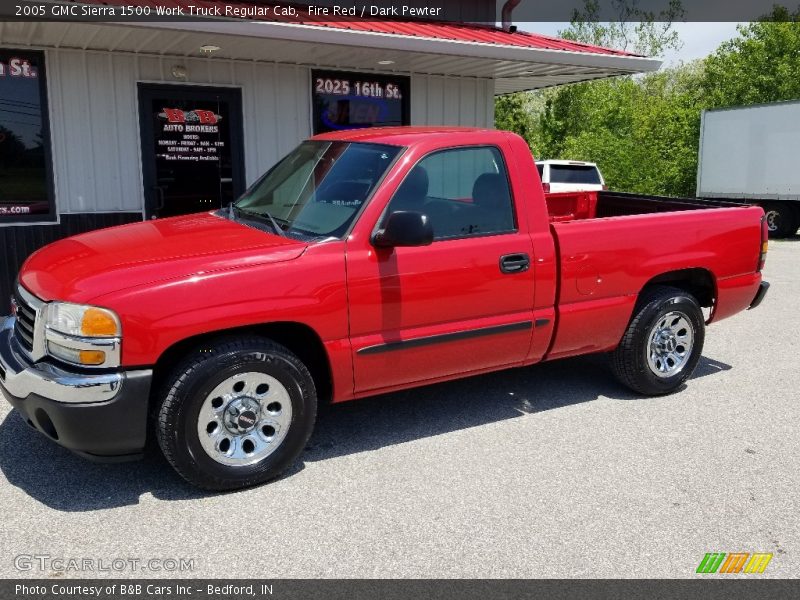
[
  {"left": 542, "top": 182, "right": 550, "bottom": 193},
  {"left": 758, "top": 215, "right": 769, "bottom": 271}
]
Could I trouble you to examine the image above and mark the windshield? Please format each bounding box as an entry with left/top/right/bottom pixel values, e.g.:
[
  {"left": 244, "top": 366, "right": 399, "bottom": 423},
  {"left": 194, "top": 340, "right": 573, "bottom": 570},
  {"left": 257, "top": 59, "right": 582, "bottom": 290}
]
[
  {"left": 549, "top": 165, "right": 602, "bottom": 185},
  {"left": 235, "top": 141, "right": 401, "bottom": 239}
]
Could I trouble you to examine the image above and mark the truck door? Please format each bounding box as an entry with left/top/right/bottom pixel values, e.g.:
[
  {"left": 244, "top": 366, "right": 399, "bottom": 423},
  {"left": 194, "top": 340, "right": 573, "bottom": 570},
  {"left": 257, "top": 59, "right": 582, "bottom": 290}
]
[{"left": 346, "top": 143, "right": 535, "bottom": 394}]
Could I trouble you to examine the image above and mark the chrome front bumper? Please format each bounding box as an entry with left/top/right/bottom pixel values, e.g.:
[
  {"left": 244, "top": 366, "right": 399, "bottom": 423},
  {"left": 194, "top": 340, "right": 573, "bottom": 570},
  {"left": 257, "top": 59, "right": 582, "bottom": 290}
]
[
  {"left": 0, "top": 316, "right": 131, "bottom": 404},
  {"left": 0, "top": 316, "right": 153, "bottom": 459}
]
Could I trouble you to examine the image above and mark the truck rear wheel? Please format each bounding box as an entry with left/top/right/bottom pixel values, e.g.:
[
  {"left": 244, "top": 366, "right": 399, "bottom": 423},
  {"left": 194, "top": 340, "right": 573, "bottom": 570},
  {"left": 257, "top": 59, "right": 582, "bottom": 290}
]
[
  {"left": 762, "top": 202, "right": 799, "bottom": 238},
  {"left": 156, "top": 337, "right": 316, "bottom": 491},
  {"left": 611, "top": 286, "right": 705, "bottom": 395}
]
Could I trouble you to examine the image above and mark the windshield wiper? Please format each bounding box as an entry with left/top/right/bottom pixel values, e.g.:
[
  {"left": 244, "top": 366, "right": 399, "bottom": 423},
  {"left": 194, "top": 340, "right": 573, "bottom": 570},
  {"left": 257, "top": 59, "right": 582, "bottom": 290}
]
[
  {"left": 261, "top": 210, "right": 287, "bottom": 238},
  {"left": 232, "top": 205, "right": 287, "bottom": 238}
]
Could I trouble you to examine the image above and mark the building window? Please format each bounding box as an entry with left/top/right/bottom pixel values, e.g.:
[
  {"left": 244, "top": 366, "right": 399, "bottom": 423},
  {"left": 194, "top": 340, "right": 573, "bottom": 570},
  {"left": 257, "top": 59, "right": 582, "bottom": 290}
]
[
  {"left": 0, "top": 49, "right": 55, "bottom": 224},
  {"left": 312, "top": 70, "right": 410, "bottom": 135}
]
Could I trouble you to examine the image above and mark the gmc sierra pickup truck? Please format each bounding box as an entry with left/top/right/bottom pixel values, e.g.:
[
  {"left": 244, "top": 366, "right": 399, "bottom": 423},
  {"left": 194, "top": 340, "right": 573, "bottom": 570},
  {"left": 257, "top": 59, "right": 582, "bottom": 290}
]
[{"left": 0, "top": 128, "right": 769, "bottom": 490}]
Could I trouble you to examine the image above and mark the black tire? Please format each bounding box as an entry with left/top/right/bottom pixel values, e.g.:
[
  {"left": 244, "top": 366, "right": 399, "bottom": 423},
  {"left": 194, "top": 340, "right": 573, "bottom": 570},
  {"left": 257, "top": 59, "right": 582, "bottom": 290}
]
[
  {"left": 611, "top": 286, "right": 705, "bottom": 396},
  {"left": 156, "top": 336, "right": 316, "bottom": 491},
  {"left": 762, "top": 202, "right": 799, "bottom": 238}
]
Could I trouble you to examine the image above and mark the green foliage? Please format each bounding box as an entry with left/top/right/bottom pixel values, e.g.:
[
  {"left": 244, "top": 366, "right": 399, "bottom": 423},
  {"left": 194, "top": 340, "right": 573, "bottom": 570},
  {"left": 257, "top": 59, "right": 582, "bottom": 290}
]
[
  {"left": 703, "top": 7, "right": 800, "bottom": 107},
  {"left": 533, "top": 65, "right": 705, "bottom": 196},
  {"left": 496, "top": 2, "right": 800, "bottom": 198},
  {"left": 494, "top": 93, "right": 536, "bottom": 148}
]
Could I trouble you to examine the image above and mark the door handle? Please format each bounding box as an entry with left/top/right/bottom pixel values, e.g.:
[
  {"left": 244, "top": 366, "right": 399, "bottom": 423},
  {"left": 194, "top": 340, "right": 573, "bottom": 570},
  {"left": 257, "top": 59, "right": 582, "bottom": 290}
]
[
  {"left": 154, "top": 186, "right": 166, "bottom": 211},
  {"left": 151, "top": 186, "right": 166, "bottom": 219},
  {"left": 499, "top": 253, "right": 530, "bottom": 274}
]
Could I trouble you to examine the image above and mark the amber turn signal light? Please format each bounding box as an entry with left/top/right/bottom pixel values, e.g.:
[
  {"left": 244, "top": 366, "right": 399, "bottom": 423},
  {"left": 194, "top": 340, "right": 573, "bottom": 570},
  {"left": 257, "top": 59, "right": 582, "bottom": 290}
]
[
  {"left": 81, "top": 307, "right": 120, "bottom": 337},
  {"left": 79, "top": 350, "right": 107, "bottom": 365}
]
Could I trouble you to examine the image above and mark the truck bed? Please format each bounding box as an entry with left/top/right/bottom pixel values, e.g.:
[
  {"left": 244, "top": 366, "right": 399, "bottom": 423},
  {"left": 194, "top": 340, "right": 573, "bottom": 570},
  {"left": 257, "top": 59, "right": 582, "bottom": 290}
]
[
  {"left": 542, "top": 191, "right": 764, "bottom": 362},
  {"left": 545, "top": 190, "right": 746, "bottom": 223}
]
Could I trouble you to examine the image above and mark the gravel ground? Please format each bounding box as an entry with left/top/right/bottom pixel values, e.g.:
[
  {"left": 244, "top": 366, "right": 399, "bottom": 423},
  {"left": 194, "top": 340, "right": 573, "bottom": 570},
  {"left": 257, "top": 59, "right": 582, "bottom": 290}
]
[{"left": 0, "top": 238, "right": 797, "bottom": 579}]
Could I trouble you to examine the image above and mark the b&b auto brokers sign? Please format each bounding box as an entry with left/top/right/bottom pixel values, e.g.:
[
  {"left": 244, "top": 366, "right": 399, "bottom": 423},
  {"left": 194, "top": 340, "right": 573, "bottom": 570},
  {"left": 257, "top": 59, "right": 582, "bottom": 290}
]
[{"left": 156, "top": 108, "right": 225, "bottom": 162}]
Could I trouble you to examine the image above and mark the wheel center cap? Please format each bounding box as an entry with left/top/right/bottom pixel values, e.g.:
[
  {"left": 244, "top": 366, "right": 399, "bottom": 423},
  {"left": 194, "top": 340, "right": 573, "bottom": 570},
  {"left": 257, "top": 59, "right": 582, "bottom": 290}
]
[
  {"left": 237, "top": 410, "right": 258, "bottom": 431},
  {"left": 224, "top": 398, "right": 260, "bottom": 433},
  {"left": 655, "top": 330, "right": 677, "bottom": 353}
]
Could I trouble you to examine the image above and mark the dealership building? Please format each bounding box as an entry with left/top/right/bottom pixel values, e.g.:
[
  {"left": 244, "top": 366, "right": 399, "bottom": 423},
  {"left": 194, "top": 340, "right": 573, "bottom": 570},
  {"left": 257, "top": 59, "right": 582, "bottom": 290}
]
[{"left": 0, "top": 0, "right": 660, "bottom": 301}]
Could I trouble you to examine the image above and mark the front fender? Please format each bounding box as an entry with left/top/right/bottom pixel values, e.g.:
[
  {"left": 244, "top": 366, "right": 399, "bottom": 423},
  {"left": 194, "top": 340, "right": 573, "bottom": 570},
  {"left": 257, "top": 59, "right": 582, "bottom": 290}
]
[{"left": 92, "top": 243, "right": 349, "bottom": 367}]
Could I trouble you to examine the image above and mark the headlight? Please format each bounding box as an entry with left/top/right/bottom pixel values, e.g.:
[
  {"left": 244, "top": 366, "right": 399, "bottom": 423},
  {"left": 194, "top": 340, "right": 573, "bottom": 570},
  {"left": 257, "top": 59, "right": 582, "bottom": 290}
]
[
  {"left": 46, "top": 303, "right": 121, "bottom": 338},
  {"left": 44, "top": 302, "right": 121, "bottom": 368}
]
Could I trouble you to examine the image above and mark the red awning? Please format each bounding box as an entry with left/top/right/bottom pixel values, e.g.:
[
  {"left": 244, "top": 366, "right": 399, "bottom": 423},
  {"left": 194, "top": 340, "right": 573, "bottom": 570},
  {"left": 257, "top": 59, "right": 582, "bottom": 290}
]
[{"left": 71, "top": 0, "right": 639, "bottom": 57}]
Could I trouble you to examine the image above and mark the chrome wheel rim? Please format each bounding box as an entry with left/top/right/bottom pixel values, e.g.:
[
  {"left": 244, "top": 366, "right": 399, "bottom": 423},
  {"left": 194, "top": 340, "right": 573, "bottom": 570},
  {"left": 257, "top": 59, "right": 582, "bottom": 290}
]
[
  {"left": 647, "top": 311, "right": 694, "bottom": 378},
  {"left": 197, "top": 372, "right": 292, "bottom": 466}
]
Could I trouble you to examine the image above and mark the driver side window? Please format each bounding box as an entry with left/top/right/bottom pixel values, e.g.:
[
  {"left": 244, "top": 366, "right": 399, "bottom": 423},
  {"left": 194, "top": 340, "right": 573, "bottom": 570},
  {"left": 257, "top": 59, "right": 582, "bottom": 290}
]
[{"left": 384, "top": 146, "right": 516, "bottom": 241}]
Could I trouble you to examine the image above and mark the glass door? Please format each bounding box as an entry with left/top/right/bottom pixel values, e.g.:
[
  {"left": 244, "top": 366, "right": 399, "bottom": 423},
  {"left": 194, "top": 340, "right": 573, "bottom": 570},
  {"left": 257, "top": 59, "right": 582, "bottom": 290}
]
[{"left": 138, "top": 84, "right": 245, "bottom": 219}]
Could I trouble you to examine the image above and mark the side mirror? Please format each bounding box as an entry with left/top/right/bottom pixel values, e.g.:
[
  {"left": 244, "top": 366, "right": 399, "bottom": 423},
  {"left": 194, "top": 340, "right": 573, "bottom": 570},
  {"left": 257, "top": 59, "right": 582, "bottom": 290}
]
[{"left": 372, "top": 211, "right": 434, "bottom": 248}]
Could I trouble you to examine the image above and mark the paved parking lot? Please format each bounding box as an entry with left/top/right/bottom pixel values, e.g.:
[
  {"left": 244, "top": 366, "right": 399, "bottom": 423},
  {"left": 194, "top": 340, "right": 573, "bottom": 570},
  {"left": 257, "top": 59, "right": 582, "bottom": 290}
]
[{"left": 0, "top": 239, "right": 797, "bottom": 579}]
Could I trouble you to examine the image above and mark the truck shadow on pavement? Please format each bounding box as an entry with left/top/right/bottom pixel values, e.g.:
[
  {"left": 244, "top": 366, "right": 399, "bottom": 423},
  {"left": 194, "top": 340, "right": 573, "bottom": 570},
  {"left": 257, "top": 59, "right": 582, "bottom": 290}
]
[{"left": 0, "top": 353, "right": 731, "bottom": 512}]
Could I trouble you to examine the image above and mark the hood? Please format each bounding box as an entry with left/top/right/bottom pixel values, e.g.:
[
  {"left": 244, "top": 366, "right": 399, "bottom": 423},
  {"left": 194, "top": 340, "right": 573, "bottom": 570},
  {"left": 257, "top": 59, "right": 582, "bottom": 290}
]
[{"left": 20, "top": 212, "right": 307, "bottom": 303}]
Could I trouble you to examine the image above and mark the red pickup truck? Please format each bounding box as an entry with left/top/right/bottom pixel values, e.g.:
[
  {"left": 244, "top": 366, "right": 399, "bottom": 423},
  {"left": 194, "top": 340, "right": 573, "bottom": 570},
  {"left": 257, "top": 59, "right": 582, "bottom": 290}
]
[{"left": 0, "top": 127, "right": 769, "bottom": 490}]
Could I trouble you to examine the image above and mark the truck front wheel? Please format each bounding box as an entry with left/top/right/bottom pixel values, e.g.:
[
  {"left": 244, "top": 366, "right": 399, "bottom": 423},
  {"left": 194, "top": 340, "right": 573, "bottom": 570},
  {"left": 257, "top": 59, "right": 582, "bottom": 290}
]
[
  {"left": 611, "top": 286, "right": 705, "bottom": 395},
  {"left": 156, "top": 337, "right": 317, "bottom": 491}
]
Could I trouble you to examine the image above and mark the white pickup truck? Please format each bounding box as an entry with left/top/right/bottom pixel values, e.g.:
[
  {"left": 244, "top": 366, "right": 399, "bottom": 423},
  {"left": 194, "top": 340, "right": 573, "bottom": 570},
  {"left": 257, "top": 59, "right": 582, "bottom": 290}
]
[{"left": 535, "top": 159, "right": 606, "bottom": 193}]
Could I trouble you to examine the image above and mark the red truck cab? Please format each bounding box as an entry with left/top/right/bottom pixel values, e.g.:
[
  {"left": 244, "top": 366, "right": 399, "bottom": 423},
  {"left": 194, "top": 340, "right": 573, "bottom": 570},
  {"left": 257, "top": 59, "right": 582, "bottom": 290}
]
[{"left": 0, "top": 127, "right": 769, "bottom": 490}]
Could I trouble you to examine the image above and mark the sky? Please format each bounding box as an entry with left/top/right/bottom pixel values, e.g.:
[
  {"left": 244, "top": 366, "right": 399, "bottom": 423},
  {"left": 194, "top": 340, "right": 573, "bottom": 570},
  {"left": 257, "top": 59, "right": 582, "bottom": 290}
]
[{"left": 523, "top": 22, "right": 745, "bottom": 65}]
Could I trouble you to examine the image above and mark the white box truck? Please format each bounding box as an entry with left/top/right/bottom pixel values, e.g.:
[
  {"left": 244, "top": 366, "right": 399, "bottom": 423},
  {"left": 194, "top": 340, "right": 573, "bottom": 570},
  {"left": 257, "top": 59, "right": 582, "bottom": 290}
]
[{"left": 697, "top": 100, "right": 800, "bottom": 237}]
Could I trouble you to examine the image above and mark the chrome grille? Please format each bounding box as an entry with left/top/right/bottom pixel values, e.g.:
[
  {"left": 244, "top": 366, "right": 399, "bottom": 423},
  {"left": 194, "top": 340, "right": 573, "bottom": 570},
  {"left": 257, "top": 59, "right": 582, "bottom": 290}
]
[{"left": 13, "top": 288, "right": 36, "bottom": 353}]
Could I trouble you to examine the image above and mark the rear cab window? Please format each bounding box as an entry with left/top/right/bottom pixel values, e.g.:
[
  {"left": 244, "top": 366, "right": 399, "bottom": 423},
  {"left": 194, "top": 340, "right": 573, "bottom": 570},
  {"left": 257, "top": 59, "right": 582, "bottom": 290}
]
[{"left": 548, "top": 165, "right": 602, "bottom": 185}]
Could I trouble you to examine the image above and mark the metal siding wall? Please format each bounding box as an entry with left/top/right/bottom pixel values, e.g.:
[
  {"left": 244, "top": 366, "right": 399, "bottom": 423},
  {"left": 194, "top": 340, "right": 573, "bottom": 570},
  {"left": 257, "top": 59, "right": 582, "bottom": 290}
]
[
  {"left": 44, "top": 50, "right": 492, "bottom": 215},
  {"left": 45, "top": 49, "right": 314, "bottom": 215},
  {"left": 410, "top": 74, "right": 494, "bottom": 128}
]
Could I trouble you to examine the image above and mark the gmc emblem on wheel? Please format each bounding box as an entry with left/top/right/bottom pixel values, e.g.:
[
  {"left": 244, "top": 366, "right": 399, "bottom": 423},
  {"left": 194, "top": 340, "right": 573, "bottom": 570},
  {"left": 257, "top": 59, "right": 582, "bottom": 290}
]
[{"left": 237, "top": 412, "right": 257, "bottom": 429}]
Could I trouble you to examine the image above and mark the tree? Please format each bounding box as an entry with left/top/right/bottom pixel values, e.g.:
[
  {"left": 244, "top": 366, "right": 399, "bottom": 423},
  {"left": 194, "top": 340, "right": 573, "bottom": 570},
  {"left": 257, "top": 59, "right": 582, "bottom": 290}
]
[
  {"left": 524, "top": 0, "right": 702, "bottom": 195},
  {"left": 561, "top": 0, "right": 685, "bottom": 57},
  {"left": 702, "top": 6, "right": 800, "bottom": 107},
  {"left": 506, "top": 0, "right": 686, "bottom": 162},
  {"left": 0, "top": 126, "right": 26, "bottom": 168},
  {"left": 494, "top": 92, "right": 536, "bottom": 149},
  {"left": 497, "top": 2, "right": 800, "bottom": 198},
  {"left": 537, "top": 64, "right": 705, "bottom": 196}
]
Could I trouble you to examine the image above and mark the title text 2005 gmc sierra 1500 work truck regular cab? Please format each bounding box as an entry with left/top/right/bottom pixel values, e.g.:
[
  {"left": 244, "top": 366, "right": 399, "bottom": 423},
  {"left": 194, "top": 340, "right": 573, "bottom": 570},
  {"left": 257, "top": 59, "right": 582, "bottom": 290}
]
[{"left": 0, "top": 128, "right": 769, "bottom": 490}]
